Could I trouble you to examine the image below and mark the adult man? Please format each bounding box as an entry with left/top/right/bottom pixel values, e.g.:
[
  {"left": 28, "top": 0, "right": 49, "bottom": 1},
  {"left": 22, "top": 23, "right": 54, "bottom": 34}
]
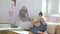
[{"left": 18, "top": 6, "right": 30, "bottom": 22}]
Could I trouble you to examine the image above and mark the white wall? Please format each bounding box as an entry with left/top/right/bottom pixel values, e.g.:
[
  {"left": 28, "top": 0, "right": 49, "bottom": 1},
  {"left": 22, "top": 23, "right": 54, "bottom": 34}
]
[
  {"left": 16, "top": 0, "right": 59, "bottom": 16},
  {"left": 0, "top": 0, "right": 59, "bottom": 23},
  {"left": 0, "top": 0, "right": 11, "bottom": 23},
  {"left": 16, "top": 0, "right": 42, "bottom": 17},
  {"left": 48, "top": 0, "right": 59, "bottom": 15}
]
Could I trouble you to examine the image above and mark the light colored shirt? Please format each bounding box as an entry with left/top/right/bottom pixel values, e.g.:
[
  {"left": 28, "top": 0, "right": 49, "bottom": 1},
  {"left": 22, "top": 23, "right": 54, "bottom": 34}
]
[{"left": 19, "top": 9, "right": 29, "bottom": 21}]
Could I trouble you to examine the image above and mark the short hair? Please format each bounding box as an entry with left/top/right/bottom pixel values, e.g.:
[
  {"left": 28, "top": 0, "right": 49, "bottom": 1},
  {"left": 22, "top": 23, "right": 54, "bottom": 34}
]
[{"left": 39, "top": 11, "right": 43, "bottom": 16}]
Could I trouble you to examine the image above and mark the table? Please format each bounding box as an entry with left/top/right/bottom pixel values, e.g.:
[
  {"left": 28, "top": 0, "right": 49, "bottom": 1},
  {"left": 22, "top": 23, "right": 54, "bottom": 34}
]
[{"left": 13, "top": 31, "right": 33, "bottom": 34}]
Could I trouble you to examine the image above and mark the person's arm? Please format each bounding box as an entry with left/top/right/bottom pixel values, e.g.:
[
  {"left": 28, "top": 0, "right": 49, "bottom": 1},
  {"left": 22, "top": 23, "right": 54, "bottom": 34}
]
[
  {"left": 26, "top": 10, "right": 30, "bottom": 21},
  {"left": 27, "top": 13, "right": 30, "bottom": 20},
  {"left": 26, "top": 10, "right": 30, "bottom": 18},
  {"left": 41, "top": 18, "right": 47, "bottom": 25},
  {"left": 27, "top": 13, "right": 29, "bottom": 17},
  {"left": 18, "top": 10, "right": 24, "bottom": 22},
  {"left": 37, "top": 31, "right": 44, "bottom": 34},
  {"left": 41, "top": 18, "right": 47, "bottom": 31}
]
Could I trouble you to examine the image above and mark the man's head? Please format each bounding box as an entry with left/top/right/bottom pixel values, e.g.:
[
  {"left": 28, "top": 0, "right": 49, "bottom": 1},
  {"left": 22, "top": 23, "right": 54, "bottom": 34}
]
[{"left": 22, "top": 6, "right": 27, "bottom": 11}]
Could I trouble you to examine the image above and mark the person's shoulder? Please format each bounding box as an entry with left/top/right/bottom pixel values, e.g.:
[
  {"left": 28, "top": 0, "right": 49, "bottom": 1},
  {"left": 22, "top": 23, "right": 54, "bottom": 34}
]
[
  {"left": 40, "top": 17, "right": 44, "bottom": 20},
  {"left": 19, "top": 9, "right": 23, "bottom": 13},
  {"left": 42, "top": 17, "right": 46, "bottom": 20},
  {"left": 41, "top": 17, "right": 47, "bottom": 22}
]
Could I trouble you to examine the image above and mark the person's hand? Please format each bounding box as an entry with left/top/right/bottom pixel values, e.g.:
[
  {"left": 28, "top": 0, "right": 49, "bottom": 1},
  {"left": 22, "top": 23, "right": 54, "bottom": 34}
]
[
  {"left": 37, "top": 31, "right": 44, "bottom": 34},
  {"left": 22, "top": 20, "right": 25, "bottom": 22},
  {"left": 28, "top": 31, "right": 33, "bottom": 34},
  {"left": 21, "top": 18, "right": 25, "bottom": 22}
]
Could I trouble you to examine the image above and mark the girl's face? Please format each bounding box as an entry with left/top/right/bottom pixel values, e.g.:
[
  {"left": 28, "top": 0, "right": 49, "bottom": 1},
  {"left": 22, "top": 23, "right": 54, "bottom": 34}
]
[
  {"left": 33, "top": 19, "right": 40, "bottom": 26},
  {"left": 39, "top": 15, "right": 42, "bottom": 17}
]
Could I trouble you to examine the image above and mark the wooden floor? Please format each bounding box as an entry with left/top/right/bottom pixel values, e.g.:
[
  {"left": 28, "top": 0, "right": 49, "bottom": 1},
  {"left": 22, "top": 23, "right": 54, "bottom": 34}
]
[{"left": 0, "top": 30, "right": 17, "bottom": 34}]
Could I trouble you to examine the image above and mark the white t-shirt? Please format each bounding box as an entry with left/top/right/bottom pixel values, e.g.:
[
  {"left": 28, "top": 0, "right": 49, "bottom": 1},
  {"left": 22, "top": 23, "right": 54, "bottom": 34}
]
[{"left": 16, "top": 17, "right": 33, "bottom": 29}]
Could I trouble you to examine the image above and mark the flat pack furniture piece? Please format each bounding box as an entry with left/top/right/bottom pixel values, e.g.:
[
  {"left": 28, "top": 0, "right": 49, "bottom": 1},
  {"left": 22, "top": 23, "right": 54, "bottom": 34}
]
[
  {"left": 0, "top": 27, "right": 22, "bottom": 34},
  {"left": 13, "top": 31, "right": 32, "bottom": 34},
  {"left": 0, "top": 27, "right": 22, "bottom": 30}
]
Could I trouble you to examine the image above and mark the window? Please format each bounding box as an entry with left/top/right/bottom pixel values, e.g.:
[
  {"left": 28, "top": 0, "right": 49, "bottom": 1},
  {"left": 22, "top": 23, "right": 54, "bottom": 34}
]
[
  {"left": 58, "top": 0, "right": 60, "bottom": 14},
  {"left": 42, "top": 0, "right": 47, "bottom": 13}
]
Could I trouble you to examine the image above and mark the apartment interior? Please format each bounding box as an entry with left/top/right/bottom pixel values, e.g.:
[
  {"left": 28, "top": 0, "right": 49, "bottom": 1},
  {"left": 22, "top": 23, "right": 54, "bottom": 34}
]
[{"left": 0, "top": 0, "right": 60, "bottom": 34}]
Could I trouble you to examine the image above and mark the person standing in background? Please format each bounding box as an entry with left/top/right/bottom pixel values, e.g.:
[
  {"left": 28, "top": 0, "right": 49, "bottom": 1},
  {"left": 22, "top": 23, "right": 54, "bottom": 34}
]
[{"left": 9, "top": 0, "right": 16, "bottom": 26}]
